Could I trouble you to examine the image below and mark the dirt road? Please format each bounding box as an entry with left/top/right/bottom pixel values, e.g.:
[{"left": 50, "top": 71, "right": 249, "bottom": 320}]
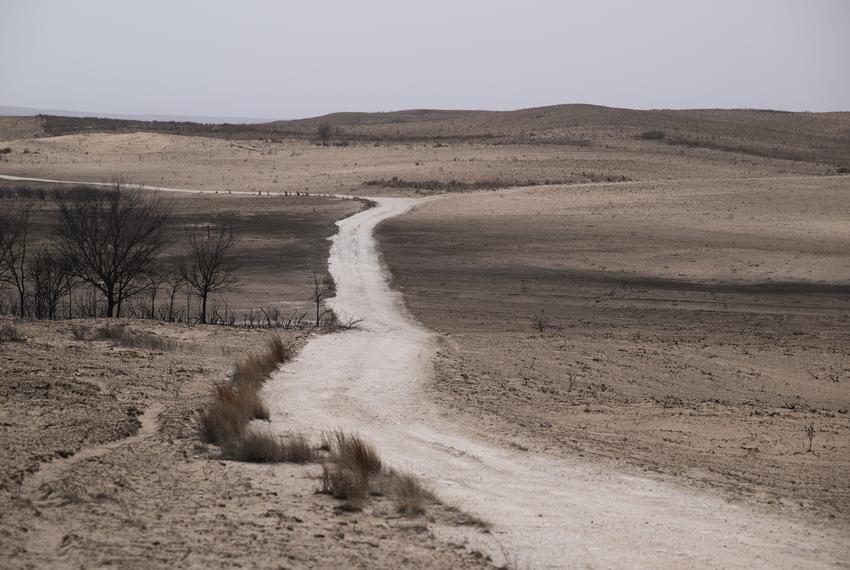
[
  {"left": 263, "top": 196, "right": 849, "bottom": 569},
  {"left": 4, "top": 173, "right": 846, "bottom": 567}
]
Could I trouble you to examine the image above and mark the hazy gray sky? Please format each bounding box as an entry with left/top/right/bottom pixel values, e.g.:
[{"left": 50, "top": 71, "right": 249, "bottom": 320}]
[{"left": 2, "top": 0, "right": 848, "bottom": 119}]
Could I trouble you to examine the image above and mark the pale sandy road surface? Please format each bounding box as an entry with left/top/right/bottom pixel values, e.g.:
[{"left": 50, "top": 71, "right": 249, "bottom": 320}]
[{"left": 263, "top": 196, "right": 849, "bottom": 569}]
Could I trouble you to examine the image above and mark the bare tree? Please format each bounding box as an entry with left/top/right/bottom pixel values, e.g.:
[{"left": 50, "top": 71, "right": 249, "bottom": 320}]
[
  {"left": 141, "top": 264, "right": 170, "bottom": 319},
  {"left": 27, "top": 247, "right": 69, "bottom": 320},
  {"left": 54, "top": 180, "right": 171, "bottom": 317},
  {"left": 0, "top": 208, "right": 30, "bottom": 317},
  {"left": 182, "top": 225, "right": 238, "bottom": 324},
  {"left": 163, "top": 268, "right": 186, "bottom": 322},
  {"left": 311, "top": 272, "right": 336, "bottom": 327},
  {"left": 317, "top": 122, "right": 332, "bottom": 146}
]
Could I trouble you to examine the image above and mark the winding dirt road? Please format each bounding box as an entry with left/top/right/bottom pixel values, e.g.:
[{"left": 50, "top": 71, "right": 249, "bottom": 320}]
[
  {"left": 264, "top": 197, "right": 849, "bottom": 569},
  {"left": 3, "top": 173, "right": 846, "bottom": 568}
]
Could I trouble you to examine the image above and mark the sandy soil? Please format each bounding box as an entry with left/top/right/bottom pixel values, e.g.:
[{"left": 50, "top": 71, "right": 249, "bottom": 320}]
[
  {"left": 0, "top": 319, "right": 490, "bottom": 568},
  {"left": 378, "top": 177, "right": 850, "bottom": 528}
]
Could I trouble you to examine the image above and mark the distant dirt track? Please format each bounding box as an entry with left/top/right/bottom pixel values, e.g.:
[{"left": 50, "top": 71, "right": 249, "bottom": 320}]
[
  {"left": 6, "top": 174, "right": 847, "bottom": 568},
  {"left": 0, "top": 174, "right": 354, "bottom": 199}
]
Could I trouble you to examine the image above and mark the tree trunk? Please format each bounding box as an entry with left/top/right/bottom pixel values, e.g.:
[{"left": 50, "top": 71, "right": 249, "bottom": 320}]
[
  {"left": 105, "top": 287, "right": 116, "bottom": 318},
  {"left": 201, "top": 291, "right": 208, "bottom": 324},
  {"left": 149, "top": 289, "right": 157, "bottom": 319},
  {"left": 168, "top": 289, "right": 177, "bottom": 322}
]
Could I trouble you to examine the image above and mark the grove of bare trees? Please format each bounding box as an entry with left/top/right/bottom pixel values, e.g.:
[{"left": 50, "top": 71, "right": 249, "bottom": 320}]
[
  {"left": 0, "top": 208, "right": 30, "bottom": 317},
  {"left": 54, "top": 180, "right": 171, "bottom": 317},
  {"left": 0, "top": 180, "right": 341, "bottom": 329}
]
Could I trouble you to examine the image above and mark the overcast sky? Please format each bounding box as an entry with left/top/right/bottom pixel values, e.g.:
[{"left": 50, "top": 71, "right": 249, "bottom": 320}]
[{"left": 2, "top": 0, "right": 848, "bottom": 119}]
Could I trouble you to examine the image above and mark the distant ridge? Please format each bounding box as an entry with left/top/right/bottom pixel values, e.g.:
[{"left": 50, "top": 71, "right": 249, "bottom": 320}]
[
  {"left": 2, "top": 104, "right": 847, "bottom": 167},
  {"left": 0, "top": 105, "right": 275, "bottom": 125}
]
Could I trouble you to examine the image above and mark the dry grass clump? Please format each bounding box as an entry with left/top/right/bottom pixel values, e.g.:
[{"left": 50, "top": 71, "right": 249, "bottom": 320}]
[
  {"left": 0, "top": 323, "right": 24, "bottom": 343},
  {"left": 230, "top": 337, "right": 289, "bottom": 389},
  {"left": 70, "top": 322, "right": 178, "bottom": 351},
  {"left": 319, "top": 463, "right": 365, "bottom": 500},
  {"left": 329, "top": 430, "right": 383, "bottom": 479},
  {"left": 198, "top": 382, "right": 254, "bottom": 444},
  {"left": 317, "top": 431, "right": 382, "bottom": 501},
  {"left": 375, "top": 468, "right": 432, "bottom": 515},
  {"left": 198, "top": 337, "right": 295, "bottom": 456},
  {"left": 318, "top": 430, "right": 432, "bottom": 516},
  {"left": 390, "top": 471, "right": 431, "bottom": 515},
  {"left": 224, "top": 430, "right": 315, "bottom": 463}
]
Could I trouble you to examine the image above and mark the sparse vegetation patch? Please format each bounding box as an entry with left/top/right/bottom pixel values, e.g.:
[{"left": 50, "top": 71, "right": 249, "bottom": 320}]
[
  {"left": 640, "top": 130, "right": 667, "bottom": 140},
  {"left": 363, "top": 177, "right": 577, "bottom": 193},
  {"left": 317, "top": 430, "right": 433, "bottom": 516},
  {"left": 198, "top": 337, "right": 291, "bottom": 450}
]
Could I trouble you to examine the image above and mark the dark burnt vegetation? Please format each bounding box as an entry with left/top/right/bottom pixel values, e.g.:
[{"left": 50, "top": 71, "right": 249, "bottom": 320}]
[
  {"left": 363, "top": 173, "right": 631, "bottom": 193},
  {"left": 363, "top": 176, "right": 579, "bottom": 193},
  {"left": 0, "top": 182, "right": 344, "bottom": 329}
]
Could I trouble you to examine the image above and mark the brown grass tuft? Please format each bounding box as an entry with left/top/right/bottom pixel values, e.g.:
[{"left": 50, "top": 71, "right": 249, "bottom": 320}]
[
  {"left": 319, "top": 464, "right": 367, "bottom": 500},
  {"left": 224, "top": 430, "right": 316, "bottom": 463},
  {"left": 329, "top": 430, "right": 383, "bottom": 479},
  {"left": 232, "top": 337, "right": 290, "bottom": 388},
  {"left": 317, "top": 430, "right": 432, "bottom": 516},
  {"left": 267, "top": 336, "right": 289, "bottom": 363},
  {"left": 388, "top": 470, "right": 430, "bottom": 516},
  {"left": 199, "top": 382, "right": 249, "bottom": 444},
  {"left": 197, "top": 336, "right": 291, "bottom": 448}
]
